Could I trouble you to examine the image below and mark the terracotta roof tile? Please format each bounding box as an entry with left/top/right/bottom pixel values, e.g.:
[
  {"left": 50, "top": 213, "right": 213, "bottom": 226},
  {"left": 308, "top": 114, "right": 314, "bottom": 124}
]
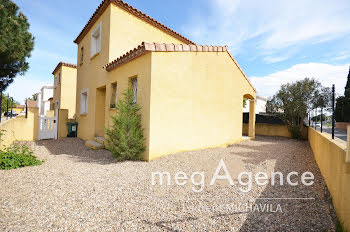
[
  {"left": 104, "top": 42, "right": 256, "bottom": 92},
  {"left": 74, "top": 0, "right": 195, "bottom": 45},
  {"left": 52, "top": 62, "right": 77, "bottom": 75}
]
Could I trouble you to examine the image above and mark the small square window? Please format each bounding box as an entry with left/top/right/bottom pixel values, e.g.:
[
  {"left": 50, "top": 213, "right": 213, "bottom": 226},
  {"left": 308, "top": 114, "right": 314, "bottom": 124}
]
[{"left": 80, "top": 89, "right": 88, "bottom": 114}]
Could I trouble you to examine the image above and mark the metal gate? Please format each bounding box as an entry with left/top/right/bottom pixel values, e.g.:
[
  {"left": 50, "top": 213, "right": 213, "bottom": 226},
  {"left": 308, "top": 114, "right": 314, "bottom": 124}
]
[{"left": 38, "top": 115, "right": 57, "bottom": 140}]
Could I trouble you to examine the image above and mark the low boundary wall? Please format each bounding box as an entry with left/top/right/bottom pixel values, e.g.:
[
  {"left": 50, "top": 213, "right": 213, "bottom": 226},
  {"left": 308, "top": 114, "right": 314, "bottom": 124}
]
[
  {"left": 0, "top": 108, "right": 38, "bottom": 147},
  {"left": 308, "top": 127, "right": 350, "bottom": 230}
]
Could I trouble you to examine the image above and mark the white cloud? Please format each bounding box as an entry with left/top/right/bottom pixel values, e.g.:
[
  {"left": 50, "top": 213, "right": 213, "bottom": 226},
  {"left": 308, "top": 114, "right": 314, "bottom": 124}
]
[
  {"left": 250, "top": 63, "right": 350, "bottom": 98},
  {"left": 182, "top": 0, "right": 350, "bottom": 59},
  {"left": 4, "top": 75, "right": 52, "bottom": 104},
  {"left": 263, "top": 56, "right": 289, "bottom": 64}
]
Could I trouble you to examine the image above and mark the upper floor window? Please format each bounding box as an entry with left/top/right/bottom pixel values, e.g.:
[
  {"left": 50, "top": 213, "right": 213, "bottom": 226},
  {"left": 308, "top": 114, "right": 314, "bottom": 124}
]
[
  {"left": 90, "top": 22, "right": 101, "bottom": 58},
  {"left": 54, "top": 75, "right": 58, "bottom": 88},
  {"left": 80, "top": 46, "right": 84, "bottom": 65},
  {"left": 58, "top": 73, "right": 61, "bottom": 84}
]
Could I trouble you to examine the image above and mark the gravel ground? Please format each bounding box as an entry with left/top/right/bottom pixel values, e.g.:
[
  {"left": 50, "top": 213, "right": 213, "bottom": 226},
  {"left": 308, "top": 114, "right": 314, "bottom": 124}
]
[{"left": 0, "top": 136, "right": 337, "bottom": 231}]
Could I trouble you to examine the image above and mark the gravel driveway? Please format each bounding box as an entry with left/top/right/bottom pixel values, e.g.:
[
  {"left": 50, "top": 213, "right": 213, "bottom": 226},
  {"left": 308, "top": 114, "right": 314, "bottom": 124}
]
[{"left": 0, "top": 136, "right": 337, "bottom": 231}]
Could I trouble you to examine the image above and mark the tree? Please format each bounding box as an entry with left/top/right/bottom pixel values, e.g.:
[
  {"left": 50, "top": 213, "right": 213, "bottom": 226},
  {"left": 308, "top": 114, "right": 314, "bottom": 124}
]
[
  {"left": 106, "top": 88, "right": 145, "bottom": 161},
  {"left": 0, "top": 0, "right": 34, "bottom": 92},
  {"left": 0, "top": 0, "right": 34, "bottom": 120},
  {"left": 345, "top": 67, "right": 350, "bottom": 96},
  {"left": 27, "top": 92, "right": 39, "bottom": 101},
  {"left": 266, "top": 78, "right": 321, "bottom": 139},
  {"left": 335, "top": 67, "right": 350, "bottom": 122},
  {"left": 311, "top": 114, "right": 327, "bottom": 122},
  {"left": 1, "top": 94, "right": 18, "bottom": 112}
]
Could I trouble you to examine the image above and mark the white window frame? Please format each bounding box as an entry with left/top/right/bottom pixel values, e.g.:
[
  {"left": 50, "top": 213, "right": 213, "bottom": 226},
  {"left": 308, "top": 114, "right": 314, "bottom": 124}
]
[
  {"left": 80, "top": 89, "right": 89, "bottom": 115},
  {"left": 90, "top": 22, "right": 102, "bottom": 58}
]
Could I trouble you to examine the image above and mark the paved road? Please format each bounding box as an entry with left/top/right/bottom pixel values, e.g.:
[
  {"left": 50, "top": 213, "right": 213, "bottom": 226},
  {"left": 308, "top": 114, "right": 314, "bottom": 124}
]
[{"left": 317, "top": 127, "right": 347, "bottom": 142}]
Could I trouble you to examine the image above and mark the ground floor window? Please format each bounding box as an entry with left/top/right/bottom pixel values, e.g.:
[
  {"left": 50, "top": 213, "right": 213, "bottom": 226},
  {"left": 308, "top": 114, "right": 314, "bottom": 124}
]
[
  {"left": 132, "top": 78, "right": 138, "bottom": 104},
  {"left": 80, "top": 89, "right": 88, "bottom": 114},
  {"left": 110, "top": 83, "right": 117, "bottom": 108}
]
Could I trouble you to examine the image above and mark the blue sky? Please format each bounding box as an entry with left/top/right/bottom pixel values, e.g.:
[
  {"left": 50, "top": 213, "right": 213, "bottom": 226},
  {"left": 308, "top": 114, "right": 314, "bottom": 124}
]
[{"left": 8, "top": 0, "right": 350, "bottom": 103}]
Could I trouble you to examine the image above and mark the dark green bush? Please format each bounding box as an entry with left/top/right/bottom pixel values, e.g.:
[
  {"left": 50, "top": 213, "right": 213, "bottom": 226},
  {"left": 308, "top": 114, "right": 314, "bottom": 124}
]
[
  {"left": 106, "top": 88, "right": 145, "bottom": 161},
  {"left": 0, "top": 145, "right": 42, "bottom": 170},
  {"left": 289, "top": 126, "right": 302, "bottom": 139}
]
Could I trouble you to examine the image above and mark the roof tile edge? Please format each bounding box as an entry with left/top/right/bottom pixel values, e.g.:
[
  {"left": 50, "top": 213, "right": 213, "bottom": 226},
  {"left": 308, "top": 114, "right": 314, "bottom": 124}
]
[
  {"left": 52, "top": 62, "right": 77, "bottom": 75},
  {"left": 74, "top": 0, "right": 195, "bottom": 45}
]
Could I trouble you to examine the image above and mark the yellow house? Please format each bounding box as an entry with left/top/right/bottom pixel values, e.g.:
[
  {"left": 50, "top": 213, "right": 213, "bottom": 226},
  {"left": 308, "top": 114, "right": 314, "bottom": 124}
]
[
  {"left": 74, "top": 0, "right": 256, "bottom": 161},
  {"left": 52, "top": 62, "right": 77, "bottom": 119}
]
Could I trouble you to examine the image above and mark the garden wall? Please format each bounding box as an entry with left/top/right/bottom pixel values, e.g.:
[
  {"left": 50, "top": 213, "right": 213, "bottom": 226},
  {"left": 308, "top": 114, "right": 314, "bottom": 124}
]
[
  {"left": 308, "top": 127, "right": 350, "bottom": 231},
  {"left": 336, "top": 122, "right": 349, "bottom": 130},
  {"left": 243, "top": 123, "right": 308, "bottom": 139},
  {"left": 0, "top": 108, "right": 39, "bottom": 147}
]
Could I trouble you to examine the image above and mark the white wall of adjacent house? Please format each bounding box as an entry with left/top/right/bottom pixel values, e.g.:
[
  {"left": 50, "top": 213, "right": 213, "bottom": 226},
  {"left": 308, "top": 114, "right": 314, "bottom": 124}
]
[
  {"left": 243, "top": 96, "right": 267, "bottom": 114},
  {"left": 38, "top": 86, "right": 53, "bottom": 116}
]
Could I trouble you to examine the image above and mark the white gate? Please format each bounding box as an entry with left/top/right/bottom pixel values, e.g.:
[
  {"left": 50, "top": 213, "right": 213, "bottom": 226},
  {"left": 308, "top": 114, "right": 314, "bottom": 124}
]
[{"left": 38, "top": 115, "right": 57, "bottom": 140}]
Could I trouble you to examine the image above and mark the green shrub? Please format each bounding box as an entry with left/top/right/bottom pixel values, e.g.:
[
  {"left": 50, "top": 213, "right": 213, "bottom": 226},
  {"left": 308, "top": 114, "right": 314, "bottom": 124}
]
[
  {"left": 0, "top": 145, "right": 42, "bottom": 170},
  {"left": 106, "top": 88, "right": 145, "bottom": 161},
  {"left": 289, "top": 125, "right": 302, "bottom": 139}
]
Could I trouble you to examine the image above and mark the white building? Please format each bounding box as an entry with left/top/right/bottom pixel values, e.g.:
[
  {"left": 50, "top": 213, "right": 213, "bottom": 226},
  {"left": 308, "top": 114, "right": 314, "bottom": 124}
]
[
  {"left": 243, "top": 96, "right": 267, "bottom": 114},
  {"left": 37, "top": 86, "right": 53, "bottom": 116}
]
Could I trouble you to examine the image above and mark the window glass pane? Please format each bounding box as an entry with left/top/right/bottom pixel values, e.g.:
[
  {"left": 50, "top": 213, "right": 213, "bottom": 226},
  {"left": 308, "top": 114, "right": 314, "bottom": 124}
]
[{"left": 132, "top": 78, "right": 137, "bottom": 104}]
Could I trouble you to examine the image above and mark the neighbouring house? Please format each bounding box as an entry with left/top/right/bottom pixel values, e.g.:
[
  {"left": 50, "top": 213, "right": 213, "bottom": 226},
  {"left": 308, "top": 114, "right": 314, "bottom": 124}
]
[
  {"left": 52, "top": 62, "right": 78, "bottom": 119},
  {"left": 27, "top": 99, "right": 38, "bottom": 108},
  {"left": 14, "top": 105, "right": 25, "bottom": 114},
  {"left": 243, "top": 96, "right": 267, "bottom": 114},
  {"left": 37, "top": 86, "right": 53, "bottom": 116},
  {"left": 74, "top": 0, "right": 256, "bottom": 161}
]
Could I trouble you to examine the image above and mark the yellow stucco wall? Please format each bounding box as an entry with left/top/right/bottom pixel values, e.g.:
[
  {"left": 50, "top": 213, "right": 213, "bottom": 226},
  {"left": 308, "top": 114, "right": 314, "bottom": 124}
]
[
  {"left": 308, "top": 128, "right": 350, "bottom": 231},
  {"left": 53, "top": 66, "right": 77, "bottom": 119},
  {"left": 75, "top": 5, "right": 112, "bottom": 141},
  {"left": 0, "top": 108, "right": 38, "bottom": 148},
  {"left": 75, "top": 4, "right": 191, "bottom": 142},
  {"left": 13, "top": 108, "right": 23, "bottom": 114},
  {"left": 243, "top": 123, "right": 308, "bottom": 139},
  {"left": 109, "top": 4, "right": 184, "bottom": 60},
  {"left": 148, "top": 52, "right": 256, "bottom": 160},
  {"left": 106, "top": 53, "right": 152, "bottom": 158},
  {"left": 243, "top": 123, "right": 291, "bottom": 137}
]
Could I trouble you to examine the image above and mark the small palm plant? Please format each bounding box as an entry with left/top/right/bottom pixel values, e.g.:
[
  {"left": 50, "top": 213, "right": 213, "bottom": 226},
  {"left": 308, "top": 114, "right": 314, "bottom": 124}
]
[{"left": 106, "top": 88, "right": 145, "bottom": 161}]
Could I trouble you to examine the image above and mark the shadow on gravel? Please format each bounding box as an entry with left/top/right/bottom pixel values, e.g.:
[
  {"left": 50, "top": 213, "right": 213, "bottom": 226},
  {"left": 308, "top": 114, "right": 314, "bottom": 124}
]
[
  {"left": 234, "top": 136, "right": 338, "bottom": 232},
  {"left": 34, "top": 137, "right": 118, "bottom": 165}
]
